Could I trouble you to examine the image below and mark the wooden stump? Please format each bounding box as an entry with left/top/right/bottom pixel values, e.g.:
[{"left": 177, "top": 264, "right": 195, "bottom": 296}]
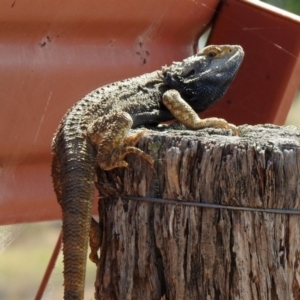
[{"left": 94, "top": 125, "right": 300, "bottom": 300}]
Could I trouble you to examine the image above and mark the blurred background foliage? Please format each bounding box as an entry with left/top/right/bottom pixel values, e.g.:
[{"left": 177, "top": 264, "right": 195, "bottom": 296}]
[{"left": 262, "top": 0, "right": 300, "bottom": 15}]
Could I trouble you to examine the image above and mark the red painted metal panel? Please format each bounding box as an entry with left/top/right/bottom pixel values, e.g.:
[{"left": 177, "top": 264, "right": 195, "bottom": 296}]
[
  {"left": 0, "top": 0, "right": 219, "bottom": 224},
  {"left": 203, "top": 0, "right": 300, "bottom": 125}
]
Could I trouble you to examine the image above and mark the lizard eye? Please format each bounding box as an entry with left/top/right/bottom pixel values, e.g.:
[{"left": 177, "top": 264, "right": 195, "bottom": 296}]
[{"left": 208, "top": 51, "right": 217, "bottom": 58}]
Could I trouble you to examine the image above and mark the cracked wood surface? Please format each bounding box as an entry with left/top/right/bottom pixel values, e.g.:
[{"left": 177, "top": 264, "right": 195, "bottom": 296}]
[{"left": 95, "top": 124, "right": 300, "bottom": 300}]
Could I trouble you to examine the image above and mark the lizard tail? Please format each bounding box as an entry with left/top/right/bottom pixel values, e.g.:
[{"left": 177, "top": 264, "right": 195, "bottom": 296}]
[{"left": 52, "top": 138, "right": 96, "bottom": 300}]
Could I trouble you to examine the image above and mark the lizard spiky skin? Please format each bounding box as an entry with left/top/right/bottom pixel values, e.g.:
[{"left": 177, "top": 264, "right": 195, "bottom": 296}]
[{"left": 51, "top": 45, "right": 244, "bottom": 299}]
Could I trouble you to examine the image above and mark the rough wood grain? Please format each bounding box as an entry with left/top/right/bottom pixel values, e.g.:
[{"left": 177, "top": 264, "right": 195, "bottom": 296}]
[{"left": 94, "top": 124, "right": 300, "bottom": 300}]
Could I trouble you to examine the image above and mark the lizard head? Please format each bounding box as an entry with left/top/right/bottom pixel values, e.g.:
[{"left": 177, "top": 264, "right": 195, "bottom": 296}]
[{"left": 162, "top": 45, "right": 244, "bottom": 112}]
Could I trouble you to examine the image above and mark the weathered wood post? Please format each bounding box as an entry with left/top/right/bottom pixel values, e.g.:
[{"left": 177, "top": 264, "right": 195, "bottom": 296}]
[{"left": 94, "top": 125, "right": 300, "bottom": 300}]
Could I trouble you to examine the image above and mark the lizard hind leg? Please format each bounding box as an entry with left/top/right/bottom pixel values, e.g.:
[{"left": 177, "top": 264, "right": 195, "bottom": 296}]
[
  {"left": 88, "top": 111, "right": 153, "bottom": 171},
  {"left": 89, "top": 217, "right": 100, "bottom": 265}
]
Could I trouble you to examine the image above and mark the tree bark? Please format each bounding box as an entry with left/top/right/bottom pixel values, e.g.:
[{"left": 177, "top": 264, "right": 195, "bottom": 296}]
[{"left": 94, "top": 124, "right": 300, "bottom": 300}]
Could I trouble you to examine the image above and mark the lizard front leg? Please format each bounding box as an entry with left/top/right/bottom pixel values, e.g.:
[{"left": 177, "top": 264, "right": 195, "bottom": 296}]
[{"left": 163, "top": 90, "right": 238, "bottom": 134}]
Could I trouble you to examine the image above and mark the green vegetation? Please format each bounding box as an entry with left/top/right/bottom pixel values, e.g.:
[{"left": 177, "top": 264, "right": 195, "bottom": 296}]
[{"left": 262, "top": 0, "right": 300, "bottom": 15}]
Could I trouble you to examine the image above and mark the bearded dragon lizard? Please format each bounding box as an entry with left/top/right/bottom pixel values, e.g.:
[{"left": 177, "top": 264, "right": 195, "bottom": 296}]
[{"left": 51, "top": 44, "right": 244, "bottom": 299}]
